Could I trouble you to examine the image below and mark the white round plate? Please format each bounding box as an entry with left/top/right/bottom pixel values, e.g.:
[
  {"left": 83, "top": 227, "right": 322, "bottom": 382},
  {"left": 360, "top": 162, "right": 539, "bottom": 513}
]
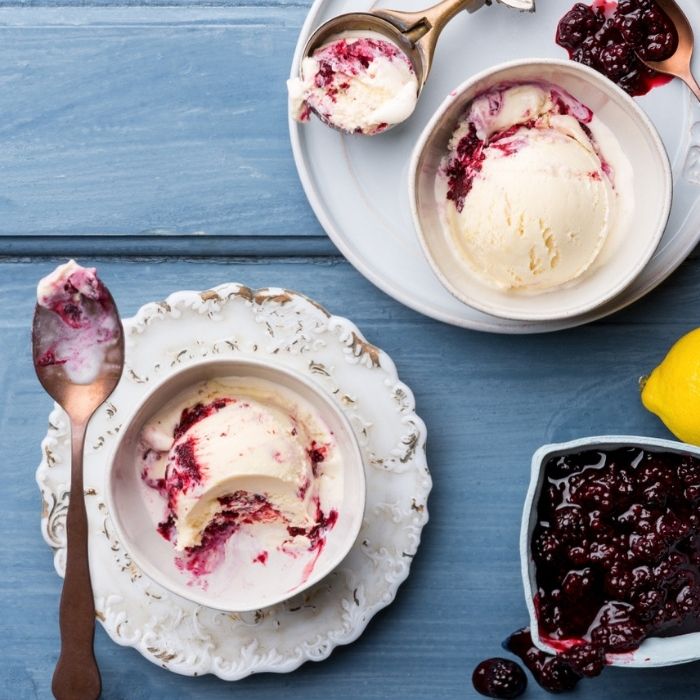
[
  {"left": 289, "top": 0, "right": 700, "bottom": 333},
  {"left": 36, "top": 284, "right": 431, "bottom": 680}
]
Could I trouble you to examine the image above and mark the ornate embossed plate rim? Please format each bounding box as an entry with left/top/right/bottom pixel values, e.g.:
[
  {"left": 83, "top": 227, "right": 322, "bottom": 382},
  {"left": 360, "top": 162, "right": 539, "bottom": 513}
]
[{"left": 36, "top": 283, "right": 431, "bottom": 680}]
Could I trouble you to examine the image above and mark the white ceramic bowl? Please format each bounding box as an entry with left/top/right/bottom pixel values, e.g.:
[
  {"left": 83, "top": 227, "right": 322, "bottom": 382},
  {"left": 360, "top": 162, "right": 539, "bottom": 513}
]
[
  {"left": 106, "top": 358, "right": 366, "bottom": 612},
  {"left": 409, "top": 58, "right": 672, "bottom": 322},
  {"left": 522, "top": 435, "right": 700, "bottom": 668}
]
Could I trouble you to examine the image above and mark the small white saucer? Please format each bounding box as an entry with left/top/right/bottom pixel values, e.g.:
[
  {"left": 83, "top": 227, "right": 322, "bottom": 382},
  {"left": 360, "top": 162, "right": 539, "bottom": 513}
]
[{"left": 36, "top": 284, "right": 431, "bottom": 680}]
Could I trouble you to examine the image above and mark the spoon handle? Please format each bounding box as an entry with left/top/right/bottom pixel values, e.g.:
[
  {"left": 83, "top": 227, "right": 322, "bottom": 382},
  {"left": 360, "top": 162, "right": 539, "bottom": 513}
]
[
  {"left": 682, "top": 70, "right": 700, "bottom": 103},
  {"left": 52, "top": 421, "right": 102, "bottom": 700}
]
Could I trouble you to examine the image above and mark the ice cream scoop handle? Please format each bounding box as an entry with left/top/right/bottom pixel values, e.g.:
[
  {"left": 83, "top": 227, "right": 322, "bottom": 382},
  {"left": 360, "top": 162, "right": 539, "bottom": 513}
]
[{"left": 51, "top": 421, "right": 102, "bottom": 700}]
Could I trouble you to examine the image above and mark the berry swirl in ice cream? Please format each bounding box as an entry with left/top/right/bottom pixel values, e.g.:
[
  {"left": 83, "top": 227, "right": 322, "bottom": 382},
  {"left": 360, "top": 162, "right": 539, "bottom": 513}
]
[
  {"left": 139, "top": 377, "right": 342, "bottom": 582},
  {"left": 439, "top": 81, "right": 632, "bottom": 294},
  {"left": 288, "top": 32, "right": 418, "bottom": 135}
]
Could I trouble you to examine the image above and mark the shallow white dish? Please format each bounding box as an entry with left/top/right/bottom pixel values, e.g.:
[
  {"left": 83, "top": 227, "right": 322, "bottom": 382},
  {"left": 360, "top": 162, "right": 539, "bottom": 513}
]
[
  {"left": 521, "top": 435, "right": 700, "bottom": 668},
  {"left": 289, "top": 0, "right": 700, "bottom": 333},
  {"left": 410, "top": 58, "right": 671, "bottom": 322},
  {"left": 36, "top": 284, "right": 431, "bottom": 679},
  {"left": 107, "top": 358, "right": 366, "bottom": 613}
]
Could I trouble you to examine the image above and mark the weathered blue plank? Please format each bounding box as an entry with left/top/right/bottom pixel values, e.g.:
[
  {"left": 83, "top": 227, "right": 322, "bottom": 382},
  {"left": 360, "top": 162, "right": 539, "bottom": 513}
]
[
  {"left": 0, "top": 232, "right": 340, "bottom": 256},
  {"left": 0, "top": 5, "right": 320, "bottom": 237},
  {"left": 1, "top": 234, "right": 697, "bottom": 260},
  {"left": 0, "top": 1, "right": 310, "bottom": 5},
  {"left": 2, "top": 257, "right": 700, "bottom": 699}
]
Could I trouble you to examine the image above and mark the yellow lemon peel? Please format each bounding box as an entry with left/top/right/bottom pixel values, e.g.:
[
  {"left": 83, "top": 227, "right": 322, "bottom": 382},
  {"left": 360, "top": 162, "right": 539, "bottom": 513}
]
[{"left": 641, "top": 328, "right": 700, "bottom": 446}]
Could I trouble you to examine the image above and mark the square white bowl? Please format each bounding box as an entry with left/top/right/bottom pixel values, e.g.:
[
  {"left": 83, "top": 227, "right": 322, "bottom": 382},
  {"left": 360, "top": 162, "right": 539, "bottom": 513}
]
[
  {"left": 409, "top": 58, "right": 672, "bottom": 322},
  {"left": 522, "top": 435, "right": 700, "bottom": 668}
]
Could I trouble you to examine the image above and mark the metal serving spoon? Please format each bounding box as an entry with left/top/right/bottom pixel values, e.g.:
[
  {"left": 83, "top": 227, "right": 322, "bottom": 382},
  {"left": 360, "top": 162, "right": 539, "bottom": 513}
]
[
  {"left": 32, "top": 264, "right": 124, "bottom": 700},
  {"left": 301, "top": 0, "right": 535, "bottom": 91},
  {"left": 635, "top": 0, "right": 700, "bottom": 102}
]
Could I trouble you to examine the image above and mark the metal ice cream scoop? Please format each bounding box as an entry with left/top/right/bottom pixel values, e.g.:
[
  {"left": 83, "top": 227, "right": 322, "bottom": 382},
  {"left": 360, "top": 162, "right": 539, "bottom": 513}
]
[{"left": 300, "top": 0, "right": 535, "bottom": 93}]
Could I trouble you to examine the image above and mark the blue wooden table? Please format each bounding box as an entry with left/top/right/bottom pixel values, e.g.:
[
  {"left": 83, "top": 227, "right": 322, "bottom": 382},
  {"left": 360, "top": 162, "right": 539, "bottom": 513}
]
[{"left": 1, "top": 2, "right": 700, "bottom": 699}]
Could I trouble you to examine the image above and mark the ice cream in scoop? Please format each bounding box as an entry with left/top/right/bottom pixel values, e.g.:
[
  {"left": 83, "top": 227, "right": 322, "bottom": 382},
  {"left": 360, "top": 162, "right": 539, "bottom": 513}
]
[
  {"left": 288, "top": 32, "right": 418, "bottom": 135},
  {"left": 140, "top": 377, "right": 341, "bottom": 578},
  {"left": 440, "top": 82, "right": 628, "bottom": 293}
]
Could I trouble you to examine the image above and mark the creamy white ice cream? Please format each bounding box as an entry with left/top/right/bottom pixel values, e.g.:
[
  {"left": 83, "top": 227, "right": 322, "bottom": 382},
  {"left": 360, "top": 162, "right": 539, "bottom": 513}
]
[
  {"left": 440, "top": 82, "right": 626, "bottom": 293},
  {"left": 288, "top": 32, "right": 418, "bottom": 135},
  {"left": 140, "top": 377, "right": 341, "bottom": 575}
]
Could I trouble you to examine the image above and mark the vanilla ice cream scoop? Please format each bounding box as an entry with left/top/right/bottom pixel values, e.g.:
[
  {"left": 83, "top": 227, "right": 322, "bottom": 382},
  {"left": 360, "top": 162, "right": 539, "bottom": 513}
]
[
  {"left": 288, "top": 32, "right": 418, "bottom": 135},
  {"left": 441, "top": 82, "right": 620, "bottom": 293},
  {"left": 140, "top": 378, "right": 342, "bottom": 577}
]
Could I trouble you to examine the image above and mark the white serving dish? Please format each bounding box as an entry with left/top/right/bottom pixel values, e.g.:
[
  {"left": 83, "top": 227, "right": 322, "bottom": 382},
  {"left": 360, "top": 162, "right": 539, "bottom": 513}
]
[
  {"left": 409, "top": 58, "right": 671, "bottom": 322},
  {"left": 106, "top": 357, "right": 366, "bottom": 612},
  {"left": 289, "top": 0, "right": 700, "bottom": 333},
  {"left": 521, "top": 435, "right": 700, "bottom": 668}
]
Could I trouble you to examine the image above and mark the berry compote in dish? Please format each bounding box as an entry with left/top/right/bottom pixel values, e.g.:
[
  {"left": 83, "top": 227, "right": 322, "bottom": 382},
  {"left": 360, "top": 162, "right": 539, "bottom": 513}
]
[
  {"left": 473, "top": 445, "right": 700, "bottom": 695},
  {"left": 557, "top": 0, "right": 678, "bottom": 96}
]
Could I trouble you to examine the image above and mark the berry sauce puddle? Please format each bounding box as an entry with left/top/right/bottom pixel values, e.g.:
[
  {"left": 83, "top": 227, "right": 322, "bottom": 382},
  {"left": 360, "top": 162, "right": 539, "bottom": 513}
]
[
  {"left": 474, "top": 447, "right": 700, "bottom": 697},
  {"left": 556, "top": 0, "right": 678, "bottom": 96}
]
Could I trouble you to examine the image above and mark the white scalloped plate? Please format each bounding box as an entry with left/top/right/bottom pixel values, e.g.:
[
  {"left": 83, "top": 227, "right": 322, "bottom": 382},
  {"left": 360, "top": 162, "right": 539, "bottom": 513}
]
[
  {"left": 36, "top": 284, "right": 431, "bottom": 680},
  {"left": 289, "top": 0, "right": 700, "bottom": 333}
]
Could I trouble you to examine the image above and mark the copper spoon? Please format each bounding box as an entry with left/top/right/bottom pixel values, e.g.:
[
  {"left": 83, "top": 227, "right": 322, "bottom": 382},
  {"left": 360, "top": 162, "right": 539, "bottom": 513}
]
[
  {"left": 301, "top": 0, "right": 535, "bottom": 92},
  {"left": 32, "top": 264, "right": 124, "bottom": 700},
  {"left": 635, "top": 0, "right": 700, "bottom": 101}
]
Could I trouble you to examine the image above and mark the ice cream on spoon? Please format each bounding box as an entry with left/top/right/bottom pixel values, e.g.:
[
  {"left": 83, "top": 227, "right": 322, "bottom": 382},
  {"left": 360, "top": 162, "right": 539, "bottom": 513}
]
[{"left": 35, "top": 260, "right": 121, "bottom": 384}]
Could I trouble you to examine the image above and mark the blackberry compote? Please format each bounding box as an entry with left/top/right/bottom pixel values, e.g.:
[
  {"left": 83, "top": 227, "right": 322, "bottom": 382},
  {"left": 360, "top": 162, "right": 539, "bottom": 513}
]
[
  {"left": 532, "top": 447, "right": 700, "bottom": 661},
  {"left": 504, "top": 627, "right": 593, "bottom": 693},
  {"left": 472, "top": 658, "right": 527, "bottom": 698},
  {"left": 556, "top": 0, "right": 678, "bottom": 96}
]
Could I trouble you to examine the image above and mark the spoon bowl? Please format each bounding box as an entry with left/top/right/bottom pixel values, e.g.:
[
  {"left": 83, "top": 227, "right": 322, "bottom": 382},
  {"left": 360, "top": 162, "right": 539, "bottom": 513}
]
[
  {"left": 635, "top": 0, "right": 700, "bottom": 101},
  {"left": 33, "top": 302, "right": 124, "bottom": 422},
  {"left": 32, "top": 261, "right": 124, "bottom": 700}
]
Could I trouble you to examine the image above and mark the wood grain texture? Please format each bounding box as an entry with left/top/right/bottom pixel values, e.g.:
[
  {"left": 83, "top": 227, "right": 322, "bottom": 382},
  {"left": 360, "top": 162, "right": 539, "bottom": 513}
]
[
  {"left": 3, "top": 257, "right": 700, "bottom": 699},
  {"left": 0, "top": 5, "right": 320, "bottom": 237}
]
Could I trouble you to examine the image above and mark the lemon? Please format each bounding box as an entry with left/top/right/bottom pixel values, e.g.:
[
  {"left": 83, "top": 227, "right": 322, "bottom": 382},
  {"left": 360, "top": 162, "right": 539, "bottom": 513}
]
[{"left": 641, "top": 328, "right": 700, "bottom": 446}]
